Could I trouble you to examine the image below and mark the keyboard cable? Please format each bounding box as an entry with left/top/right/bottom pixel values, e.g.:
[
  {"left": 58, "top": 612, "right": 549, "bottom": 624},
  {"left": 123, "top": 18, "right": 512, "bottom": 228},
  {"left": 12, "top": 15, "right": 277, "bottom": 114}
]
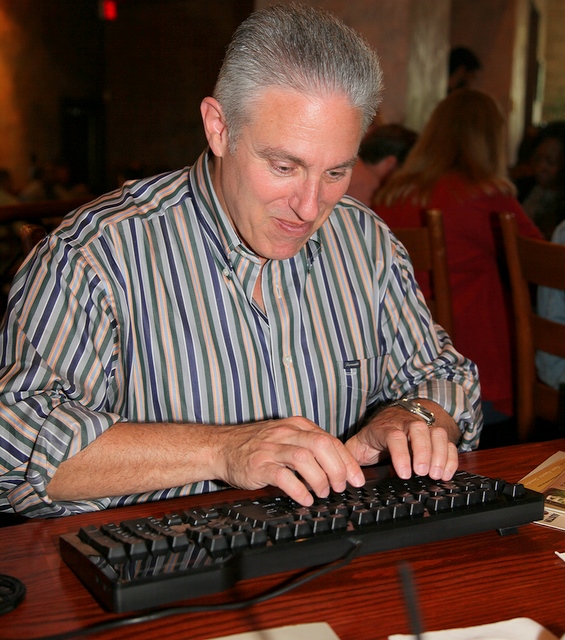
[
  {"left": 16, "top": 537, "right": 364, "bottom": 640},
  {"left": 398, "top": 561, "right": 423, "bottom": 640}
]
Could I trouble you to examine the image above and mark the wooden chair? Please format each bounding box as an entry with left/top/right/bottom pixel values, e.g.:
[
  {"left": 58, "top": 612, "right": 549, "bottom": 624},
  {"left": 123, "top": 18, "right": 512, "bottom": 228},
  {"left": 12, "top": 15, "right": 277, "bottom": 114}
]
[
  {"left": 499, "top": 211, "right": 565, "bottom": 442},
  {"left": 20, "top": 223, "right": 47, "bottom": 256},
  {"left": 0, "top": 199, "right": 86, "bottom": 292},
  {"left": 392, "top": 208, "right": 455, "bottom": 340},
  {"left": 0, "top": 195, "right": 89, "bottom": 320}
]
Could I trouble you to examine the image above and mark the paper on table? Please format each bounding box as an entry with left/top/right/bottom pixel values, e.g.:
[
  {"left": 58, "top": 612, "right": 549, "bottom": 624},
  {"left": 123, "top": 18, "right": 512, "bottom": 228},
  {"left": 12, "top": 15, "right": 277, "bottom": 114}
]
[
  {"left": 209, "top": 622, "right": 341, "bottom": 640},
  {"left": 520, "top": 451, "right": 565, "bottom": 531},
  {"left": 388, "top": 617, "right": 560, "bottom": 640},
  {"left": 521, "top": 451, "right": 565, "bottom": 488}
]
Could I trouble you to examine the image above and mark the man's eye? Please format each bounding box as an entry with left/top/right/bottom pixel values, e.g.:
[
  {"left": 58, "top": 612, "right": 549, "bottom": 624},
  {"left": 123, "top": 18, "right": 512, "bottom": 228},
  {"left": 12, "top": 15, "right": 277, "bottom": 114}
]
[
  {"left": 327, "top": 170, "right": 347, "bottom": 181},
  {"left": 272, "top": 163, "right": 294, "bottom": 175}
]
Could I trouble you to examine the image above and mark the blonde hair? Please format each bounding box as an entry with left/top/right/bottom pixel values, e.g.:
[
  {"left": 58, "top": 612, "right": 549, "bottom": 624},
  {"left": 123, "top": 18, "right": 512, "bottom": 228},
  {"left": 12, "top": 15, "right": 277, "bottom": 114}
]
[{"left": 374, "top": 89, "right": 515, "bottom": 206}]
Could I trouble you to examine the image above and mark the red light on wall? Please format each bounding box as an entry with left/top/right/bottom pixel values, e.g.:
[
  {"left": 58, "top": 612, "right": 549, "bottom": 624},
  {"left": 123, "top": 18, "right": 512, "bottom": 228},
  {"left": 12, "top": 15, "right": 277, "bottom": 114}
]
[{"left": 100, "top": 0, "right": 118, "bottom": 21}]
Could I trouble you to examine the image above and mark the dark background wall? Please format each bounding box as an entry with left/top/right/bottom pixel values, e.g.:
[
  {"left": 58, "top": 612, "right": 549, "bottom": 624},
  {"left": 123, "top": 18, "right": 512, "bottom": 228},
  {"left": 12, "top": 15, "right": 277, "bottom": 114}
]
[
  {"left": 0, "top": 0, "right": 105, "bottom": 191},
  {"left": 0, "top": 0, "right": 252, "bottom": 193},
  {"left": 0, "top": 0, "right": 563, "bottom": 196},
  {"left": 103, "top": 0, "right": 252, "bottom": 185}
]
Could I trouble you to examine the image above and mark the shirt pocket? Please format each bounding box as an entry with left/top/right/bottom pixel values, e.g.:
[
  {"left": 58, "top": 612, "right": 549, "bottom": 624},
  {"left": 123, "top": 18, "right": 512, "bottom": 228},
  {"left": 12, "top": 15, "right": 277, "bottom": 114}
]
[{"left": 331, "top": 355, "right": 385, "bottom": 435}]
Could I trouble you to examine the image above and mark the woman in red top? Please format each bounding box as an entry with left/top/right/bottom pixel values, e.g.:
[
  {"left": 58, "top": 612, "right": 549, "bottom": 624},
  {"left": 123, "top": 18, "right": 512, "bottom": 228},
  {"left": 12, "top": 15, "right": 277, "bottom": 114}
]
[{"left": 373, "top": 89, "right": 542, "bottom": 430}]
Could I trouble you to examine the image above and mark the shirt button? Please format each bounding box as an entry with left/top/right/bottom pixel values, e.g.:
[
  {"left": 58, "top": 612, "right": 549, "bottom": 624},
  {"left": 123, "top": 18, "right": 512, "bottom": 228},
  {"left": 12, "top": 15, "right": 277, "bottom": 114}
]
[
  {"left": 222, "top": 268, "right": 230, "bottom": 278},
  {"left": 283, "top": 355, "right": 293, "bottom": 366}
]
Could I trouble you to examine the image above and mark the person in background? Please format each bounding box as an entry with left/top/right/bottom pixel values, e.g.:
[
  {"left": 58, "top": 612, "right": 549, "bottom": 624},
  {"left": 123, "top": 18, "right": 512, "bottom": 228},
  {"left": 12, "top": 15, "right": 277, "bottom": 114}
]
[
  {"left": 19, "top": 160, "right": 64, "bottom": 202},
  {"left": 509, "top": 125, "right": 542, "bottom": 201},
  {"left": 347, "top": 123, "right": 417, "bottom": 207},
  {"left": 536, "top": 218, "right": 565, "bottom": 390},
  {"left": 520, "top": 121, "right": 565, "bottom": 240},
  {"left": 448, "top": 46, "right": 482, "bottom": 93},
  {"left": 0, "top": 4, "right": 481, "bottom": 519},
  {"left": 0, "top": 169, "right": 18, "bottom": 205},
  {"left": 373, "top": 89, "right": 542, "bottom": 437},
  {"left": 19, "top": 159, "right": 91, "bottom": 202}
]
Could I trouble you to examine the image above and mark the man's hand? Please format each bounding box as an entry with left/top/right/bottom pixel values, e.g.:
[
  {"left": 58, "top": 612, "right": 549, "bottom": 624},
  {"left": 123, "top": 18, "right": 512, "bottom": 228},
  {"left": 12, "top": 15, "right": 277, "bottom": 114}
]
[
  {"left": 345, "top": 400, "right": 460, "bottom": 481},
  {"left": 48, "top": 417, "right": 365, "bottom": 508},
  {"left": 217, "top": 417, "right": 366, "bottom": 506},
  {"left": 48, "top": 407, "right": 457, "bottom": 510}
]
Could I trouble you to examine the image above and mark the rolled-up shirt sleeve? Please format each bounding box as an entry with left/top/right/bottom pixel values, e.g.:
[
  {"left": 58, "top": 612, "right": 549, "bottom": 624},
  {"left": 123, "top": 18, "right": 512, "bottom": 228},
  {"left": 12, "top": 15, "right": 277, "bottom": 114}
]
[
  {"left": 374, "top": 227, "right": 482, "bottom": 450},
  {"left": 0, "top": 235, "right": 121, "bottom": 517}
]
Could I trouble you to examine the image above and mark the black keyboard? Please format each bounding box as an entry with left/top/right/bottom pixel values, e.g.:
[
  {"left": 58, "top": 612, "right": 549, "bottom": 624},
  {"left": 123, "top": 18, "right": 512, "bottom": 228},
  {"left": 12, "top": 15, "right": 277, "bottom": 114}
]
[{"left": 59, "top": 469, "right": 544, "bottom": 613}]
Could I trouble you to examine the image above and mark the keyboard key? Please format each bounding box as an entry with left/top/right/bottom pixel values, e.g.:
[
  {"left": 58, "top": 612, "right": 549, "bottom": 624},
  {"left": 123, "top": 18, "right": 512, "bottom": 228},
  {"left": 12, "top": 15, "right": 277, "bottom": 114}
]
[
  {"left": 310, "top": 516, "right": 331, "bottom": 534},
  {"left": 246, "top": 527, "right": 268, "bottom": 546},
  {"left": 503, "top": 483, "right": 526, "bottom": 499},
  {"left": 202, "top": 532, "right": 228, "bottom": 557},
  {"left": 425, "top": 496, "right": 450, "bottom": 513},
  {"left": 269, "top": 523, "right": 293, "bottom": 542},
  {"left": 328, "top": 513, "right": 348, "bottom": 530},
  {"left": 101, "top": 524, "right": 148, "bottom": 560},
  {"left": 373, "top": 506, "right": 393, "bottom": 522},
  {"left": 226, "top": 530, "right": 249, "bottom": 550},
  {"left": 291, "top": 519, "right": 312, "bottom": 538},
  {"left": 351, "top": 509, "right": 375, "bottom": 526},
  {"left": 78, "top": 526, "right": 127, "bottom": 563}
]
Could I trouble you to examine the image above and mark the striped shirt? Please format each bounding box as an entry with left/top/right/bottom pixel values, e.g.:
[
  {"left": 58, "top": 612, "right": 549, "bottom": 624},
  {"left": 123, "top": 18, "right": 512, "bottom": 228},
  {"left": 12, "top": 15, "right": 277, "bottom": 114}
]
[{"left": 0, "top": 150, "right": 482, "bottom": 517}]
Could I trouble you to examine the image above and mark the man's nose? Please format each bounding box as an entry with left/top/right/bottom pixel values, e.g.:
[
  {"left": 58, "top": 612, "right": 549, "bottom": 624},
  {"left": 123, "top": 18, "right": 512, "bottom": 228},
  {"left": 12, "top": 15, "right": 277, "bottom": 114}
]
[{"left": 290, "top": 179, "right": 321, "bottom": 221}]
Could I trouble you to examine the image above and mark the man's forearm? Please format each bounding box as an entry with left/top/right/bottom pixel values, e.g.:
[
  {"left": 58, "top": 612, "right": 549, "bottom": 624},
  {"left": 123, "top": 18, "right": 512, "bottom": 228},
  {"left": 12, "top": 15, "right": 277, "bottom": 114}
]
[
  {"left": 46, "top": 421, "right": 228, "bottom": 501},
  {"left": 46, "top": 416, "right": 365, "bottom": 509}
]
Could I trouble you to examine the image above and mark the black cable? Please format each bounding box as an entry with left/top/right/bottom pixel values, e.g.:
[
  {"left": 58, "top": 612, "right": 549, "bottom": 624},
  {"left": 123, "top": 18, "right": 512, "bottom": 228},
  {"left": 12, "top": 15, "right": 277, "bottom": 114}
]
[
  {"left": 18, "top": 537, "right": 363, "bottom": 640},
  {"left": 398, "top": 562, "right": 423, "bottom": 640},
  {"left": 0, "top": 574, "right": 26, "bottom": 616}
]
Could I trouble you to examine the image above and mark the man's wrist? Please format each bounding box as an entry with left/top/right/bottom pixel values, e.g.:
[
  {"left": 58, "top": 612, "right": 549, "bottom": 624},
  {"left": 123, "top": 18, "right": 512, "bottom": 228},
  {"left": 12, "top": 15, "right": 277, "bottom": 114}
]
[{"left": 387, "top": 398, "right": 435, "bottom": 426}]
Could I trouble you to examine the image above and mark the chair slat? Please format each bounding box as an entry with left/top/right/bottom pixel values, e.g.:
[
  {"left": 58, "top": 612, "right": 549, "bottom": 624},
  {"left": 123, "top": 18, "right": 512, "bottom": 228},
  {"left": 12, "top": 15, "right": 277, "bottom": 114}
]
[
  {"left": 500, "top": 211, "right": 565, "bottom": 441},
  {"left": 20, "top": 224, "right": 47, "bottom": 257},
  {"left": 392, "top": 208, "right": 455, "bottom": 341}
]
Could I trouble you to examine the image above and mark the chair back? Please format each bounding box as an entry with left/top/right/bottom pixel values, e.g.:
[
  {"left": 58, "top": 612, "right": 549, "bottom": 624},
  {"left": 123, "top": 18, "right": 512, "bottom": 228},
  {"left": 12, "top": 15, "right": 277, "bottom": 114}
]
[
  {"left": 20, "top": 223, "right": 47, "bottom": 257},
  {"left": 499, "top": 211, "right": 565, "bottom": 441},
  {"left": 392, "top": 208, "right": 455, "bottom": 340}
]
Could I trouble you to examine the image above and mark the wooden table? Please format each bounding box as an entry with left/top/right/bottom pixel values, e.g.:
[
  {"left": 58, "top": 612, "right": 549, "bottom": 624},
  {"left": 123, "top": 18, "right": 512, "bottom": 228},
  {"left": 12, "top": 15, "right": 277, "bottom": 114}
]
[{"left": 2, "top": 439, "right": 565, "bottom": 640}]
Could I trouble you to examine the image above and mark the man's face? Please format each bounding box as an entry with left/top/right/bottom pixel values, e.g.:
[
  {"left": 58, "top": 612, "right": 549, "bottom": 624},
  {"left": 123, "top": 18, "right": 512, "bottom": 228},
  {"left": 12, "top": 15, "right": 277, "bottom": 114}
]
[{"left": 209, "top": 87, "right": 363, "bottom": 263}]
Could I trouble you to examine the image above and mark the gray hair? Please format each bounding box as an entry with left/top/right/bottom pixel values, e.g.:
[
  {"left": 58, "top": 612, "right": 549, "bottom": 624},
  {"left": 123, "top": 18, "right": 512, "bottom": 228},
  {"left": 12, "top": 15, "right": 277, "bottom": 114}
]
[{"left": 213, "top": 3, "right": 383, "bottom": 151}]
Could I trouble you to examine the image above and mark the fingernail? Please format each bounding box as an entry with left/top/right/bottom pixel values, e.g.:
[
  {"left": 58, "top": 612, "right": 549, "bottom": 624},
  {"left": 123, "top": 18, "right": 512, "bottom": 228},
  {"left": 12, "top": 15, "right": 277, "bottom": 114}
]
[
  {"left": 352, "top": 472, "right": 365, "bottom": 486},
  {"left": 333, "top": 481, "right": 346, "bottom": 494},
  {"left": 319, "top": 485, "right": 330, "bottom": 498}
]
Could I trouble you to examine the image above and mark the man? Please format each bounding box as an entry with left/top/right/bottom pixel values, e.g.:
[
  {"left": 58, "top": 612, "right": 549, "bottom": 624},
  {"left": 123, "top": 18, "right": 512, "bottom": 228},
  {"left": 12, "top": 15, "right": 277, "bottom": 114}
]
[
  {"left": 0, "top": 5, "right": 482, "bottom": 519},
  {"left": 347, "top": 123, "right": 417, "bottom": 207}
]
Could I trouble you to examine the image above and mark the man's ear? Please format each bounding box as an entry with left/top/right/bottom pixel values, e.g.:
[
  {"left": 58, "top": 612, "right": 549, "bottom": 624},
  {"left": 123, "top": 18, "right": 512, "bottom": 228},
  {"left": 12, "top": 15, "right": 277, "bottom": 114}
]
[{"left": 201, "top": 97, "right": 229, "bottom": 157}]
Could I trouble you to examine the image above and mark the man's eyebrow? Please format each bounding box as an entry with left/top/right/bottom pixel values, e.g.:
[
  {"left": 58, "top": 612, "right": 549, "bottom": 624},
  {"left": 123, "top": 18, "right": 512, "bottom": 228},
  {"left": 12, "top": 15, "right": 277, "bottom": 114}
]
[
  {"left": 257, "top": 147, "right": 307, "bottom": 167},
  {"left": 257, "top": 147, "right": 357, "bottom": 170},
  {"left": 337, "top": 156, "right": 359, "bottom": 170}
]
